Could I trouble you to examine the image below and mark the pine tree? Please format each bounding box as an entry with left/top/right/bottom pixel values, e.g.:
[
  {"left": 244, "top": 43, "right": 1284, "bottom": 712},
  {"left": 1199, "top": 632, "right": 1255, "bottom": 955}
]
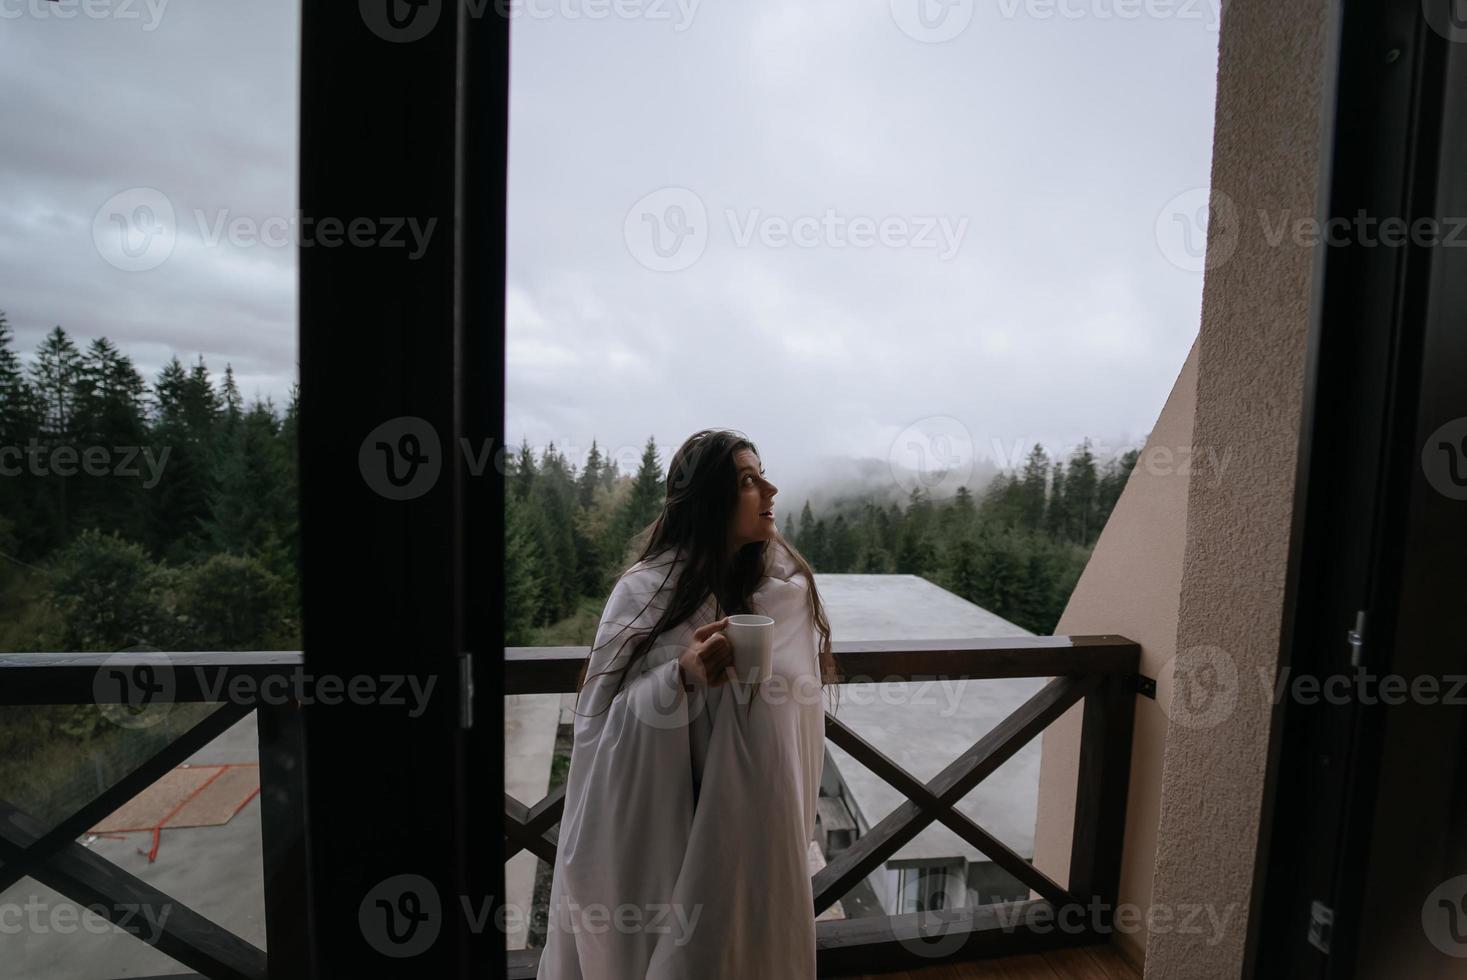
[
  {"left": 504, "top": 493, "right": 544, "bottom": 641},
  {"left": 571, "top": 513, "right": 605, "bottom": 601},
  {"left": 891, "top": 484, "right": 938, "bottom": 569},
  {"left": 1019, "top": 444, "right": 1049, "bottom": 531},
  {"left": 618, "top": 436, "right": 664, "bottom": 553},
  {"left": 1066, "top": 440, "right": 1099, "bottom": 545},
  {"left": 536, "top": 443, "right": 579, "bottom": 619},
  {"left": 71, "top": 337, "right": 149, "bottom": 543},
  {"left": 895, "top": 519, "right": 936, "bottom": 574},
  {"left": 202, "top": 398, "right": 292, "bottom": 574},
  {"left": 27, "top": 326, "right": 83, "bottom": 546},
  {"left": 952, "top": 485, "right": 975, "bottom": 518},
  {"left": 854, "top": 539, "right": 892, "bottom": 573},
  {"left": 827, "top": 513, "right": 857, "bottom": 570},
  {"left": 220, "top": 364, "right": 243, "bottom": 432},
  {"left": 0, "top": 312, "right": 37, "bottom": 442},
  {"left": 29, "top": 326, "right": 82, "bottom": 441},
  {"left": 972, "top": 527, "right": 1026, "bottom": 627},
  {"left": 0, "top": 314, "right": 44, "bottom": 557},
  {"left": 147, "top": 355, "right": 220, "bottom": 562},
  {"left": 182, "top": 355, "right": 222, "bottom": 437},
  {"left": 577, "top": 440, "right": 604, "bottom": 509},
  {"left": 1097, "top": 448, "right": 1138, "bottom": 525},
  {"left": 1045, "top": 461, "right": 1068, "bottom": 541},
  {"left": 512, "top": 438, "right": 536, "bottom": 502},
  {"left": 804, "top": 517, "right": 830, "bottom": 569},
  {"left": 280, "top": 380, "right": 301, "bottom": 603},
  {"left": 980, "top": 472, "right": 1024, "bottom": 528},
  {"left": 939, "top": 532, "right": 983, "bottom": 604},
  {"left": 599, "top": 452, "right": 619, "bottom": 493}
]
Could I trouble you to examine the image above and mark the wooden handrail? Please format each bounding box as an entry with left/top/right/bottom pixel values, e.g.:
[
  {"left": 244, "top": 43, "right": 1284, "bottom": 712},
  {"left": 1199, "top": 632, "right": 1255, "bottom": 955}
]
[
  {"left": 0, "top": 651, "right": 306, "bottom": 706},
  {"left": 504, "top": 635, "right": 1139, "bottom": 695},
  {"left": 0, "top": 636, "right": 1138, "bottom": 703},
  {"left": 4, "top": 638, "right": 1140, "bottom": 975},
  {"left": 503, "top": 635, "right": 1140, "bottom": 975}
]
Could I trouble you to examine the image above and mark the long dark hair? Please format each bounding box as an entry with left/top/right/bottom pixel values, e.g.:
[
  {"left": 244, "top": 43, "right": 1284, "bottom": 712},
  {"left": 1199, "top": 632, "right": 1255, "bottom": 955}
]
[{"left": 573, "top": 428, "right": 840, "bottom": 719}]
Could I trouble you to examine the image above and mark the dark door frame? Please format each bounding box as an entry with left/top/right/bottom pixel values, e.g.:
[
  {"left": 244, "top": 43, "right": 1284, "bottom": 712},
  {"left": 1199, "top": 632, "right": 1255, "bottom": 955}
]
[
  {"left": 297, "top": 1, "right": 508, "bottom": 977},
  {"left": 1247, "top": 0, "right": 1467, "bottom": 975}
]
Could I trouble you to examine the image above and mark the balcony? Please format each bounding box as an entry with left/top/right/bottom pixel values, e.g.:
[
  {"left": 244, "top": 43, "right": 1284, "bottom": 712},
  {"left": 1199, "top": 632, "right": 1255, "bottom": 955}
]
[
  {"left": 2, "top": 0, "right": 1461, "bottom": 975},
  {"left": 0, "top": 628, "right": 1140, "bottom": 978}
]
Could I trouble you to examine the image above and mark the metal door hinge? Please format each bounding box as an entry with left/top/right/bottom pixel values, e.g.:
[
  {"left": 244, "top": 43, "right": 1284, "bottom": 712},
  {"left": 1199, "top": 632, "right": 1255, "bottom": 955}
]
[
  {"left": 1308, "top": 900, "right": 1333, "bottom": 953},
  {"left": 460, "top": 651, "right": 475, "bottom": 730},
  {"left": 1346, "top": 610, "right": 1366, "bottom": 668}
]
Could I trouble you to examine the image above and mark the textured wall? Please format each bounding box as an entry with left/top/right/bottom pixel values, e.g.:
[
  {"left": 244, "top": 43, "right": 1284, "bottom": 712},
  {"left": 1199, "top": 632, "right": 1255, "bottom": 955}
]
[
  {"left": 1031, "top": 340, "right": 1199, "bottom": 969},
  {"left": 1146, "top": 0, "right": 1330, "bottom": 975}
]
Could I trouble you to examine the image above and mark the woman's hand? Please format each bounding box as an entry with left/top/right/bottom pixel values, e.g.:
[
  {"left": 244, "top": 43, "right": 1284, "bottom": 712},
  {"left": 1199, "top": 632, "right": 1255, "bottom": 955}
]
[{"left": 677, "top": 616, "right": 735, "bottom": 690}]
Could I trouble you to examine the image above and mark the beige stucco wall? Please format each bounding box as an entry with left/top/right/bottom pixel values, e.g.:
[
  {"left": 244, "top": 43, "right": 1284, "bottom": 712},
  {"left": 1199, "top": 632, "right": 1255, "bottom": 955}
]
[
  {"left": 1146, "top": 0, "right": 1328, "bottom": 973},
  {"left": 1031, "top": 339, "right": 1199, "bottom": 968},
  {"left": 1032, "top": 1, "right": 1331, "bottom": 974}
]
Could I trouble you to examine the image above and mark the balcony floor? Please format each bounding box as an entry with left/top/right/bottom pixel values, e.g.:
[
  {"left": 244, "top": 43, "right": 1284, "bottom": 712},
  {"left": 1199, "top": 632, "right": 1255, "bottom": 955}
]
[{"left": 836, "top": 943, "right": 1140, "bottom": 979}]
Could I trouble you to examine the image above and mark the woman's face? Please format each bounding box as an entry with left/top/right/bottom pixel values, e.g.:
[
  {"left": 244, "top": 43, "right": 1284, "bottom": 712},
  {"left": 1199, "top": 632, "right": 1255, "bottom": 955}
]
[{"left": 727, "top": 447, "right": 779, "bottom": 553}]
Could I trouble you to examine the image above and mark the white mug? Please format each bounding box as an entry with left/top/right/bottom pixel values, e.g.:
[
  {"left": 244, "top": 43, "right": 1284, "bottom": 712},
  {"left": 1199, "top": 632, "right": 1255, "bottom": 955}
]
[{"left": 725, "top": 614, "right": 774, "bottom": 685}]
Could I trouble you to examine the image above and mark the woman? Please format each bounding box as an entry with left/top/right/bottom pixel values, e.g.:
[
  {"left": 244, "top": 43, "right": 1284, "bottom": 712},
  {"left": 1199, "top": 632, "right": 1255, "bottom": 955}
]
[{"left": 536, "top": 428, "right": 840, "bottom": 979}]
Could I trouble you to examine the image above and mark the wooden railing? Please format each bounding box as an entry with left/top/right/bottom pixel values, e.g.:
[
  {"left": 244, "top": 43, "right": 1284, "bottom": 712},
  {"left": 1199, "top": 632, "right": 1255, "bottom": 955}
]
[
  {"left": 1, "top": 635, "right": 1139, "bottom": 979},
  {"left": 505, "top": 635, "right": 1140, "bottom": 978},
  {"left": 0, "top": 652, "right": 309, "bottom": 980}
]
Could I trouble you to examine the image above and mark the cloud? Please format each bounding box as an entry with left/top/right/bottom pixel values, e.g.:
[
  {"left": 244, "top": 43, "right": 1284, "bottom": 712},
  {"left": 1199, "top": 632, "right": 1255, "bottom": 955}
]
[{"left": 2, "top": 0, "right": 1218, "bottom": 508}]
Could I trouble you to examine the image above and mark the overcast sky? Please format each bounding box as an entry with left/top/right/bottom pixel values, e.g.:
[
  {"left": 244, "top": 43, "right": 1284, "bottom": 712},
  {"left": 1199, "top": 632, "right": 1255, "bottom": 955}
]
[{"left": 2, "top": 0, "right": 1220, "bottom": 504}]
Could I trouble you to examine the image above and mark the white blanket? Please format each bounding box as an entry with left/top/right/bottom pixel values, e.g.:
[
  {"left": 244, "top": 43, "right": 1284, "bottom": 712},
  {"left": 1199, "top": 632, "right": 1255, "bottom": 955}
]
[{"left": 536, "top": 539, "right": 826, "bottom": 979}]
